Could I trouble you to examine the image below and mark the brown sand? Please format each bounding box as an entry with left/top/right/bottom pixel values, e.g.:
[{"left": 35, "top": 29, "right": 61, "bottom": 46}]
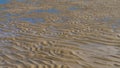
[{"left": 0, "top": 0, "right": 120, "bottom": 68}]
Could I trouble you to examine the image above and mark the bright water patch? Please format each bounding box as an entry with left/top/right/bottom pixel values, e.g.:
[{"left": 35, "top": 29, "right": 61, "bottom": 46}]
[
  {"left": 68, "top": 6, "right": 79, "bottom": 10},
  {"left": 0, "top": 0, "right": 10, "bottom": 4},
  {"left": 47, "top": 8, "right": 59, "bottom": 13},
  {"left": 16, "top": 0, "right": 26, "bottom": 2},
  {"left": 30, "top": 8, "right": 60, "bottom": 14},
  {"left": 19, "top": 18, "right": 45, "bottom": 23}
]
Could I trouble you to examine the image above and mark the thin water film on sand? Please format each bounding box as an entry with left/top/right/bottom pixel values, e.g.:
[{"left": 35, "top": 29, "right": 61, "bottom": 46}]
[{"left": 0, "top": 0, "right": 120, "bottom": 68}]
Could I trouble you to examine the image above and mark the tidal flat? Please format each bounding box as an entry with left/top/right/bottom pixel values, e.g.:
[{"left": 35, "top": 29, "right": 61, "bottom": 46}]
[{"left": 0, "top": 0, "right": 120, "bottom": 68}]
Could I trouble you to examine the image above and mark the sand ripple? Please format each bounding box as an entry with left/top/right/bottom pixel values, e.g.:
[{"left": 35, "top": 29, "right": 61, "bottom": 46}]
[{"left": 0, "top": 0, "right": 120, "bottom": 68}]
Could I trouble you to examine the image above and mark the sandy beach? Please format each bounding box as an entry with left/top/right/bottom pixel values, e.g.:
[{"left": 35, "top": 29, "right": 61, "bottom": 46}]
[{"left": 0, "top": 0, "right": 120, "bottom": 68}]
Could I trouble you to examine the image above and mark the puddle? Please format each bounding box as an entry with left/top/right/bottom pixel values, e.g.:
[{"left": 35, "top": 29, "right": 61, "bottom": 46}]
[
  {"left": 16, "top": 0, "right": 26, "bottom": 2},
  {"left": 30, "top": 8, "right": 60, "bottom": 14},
  {"left": 19, "top": 18, "right": 45, "bottom": 23},
  {"left": 46, "top": 8, "right": 60, "bottom": 13},
  {"left": 68, "top": 6, "right": 79, "bottom": 10},
  {"left": 0, "top": 0, "right": 11, "bottom": 4}
]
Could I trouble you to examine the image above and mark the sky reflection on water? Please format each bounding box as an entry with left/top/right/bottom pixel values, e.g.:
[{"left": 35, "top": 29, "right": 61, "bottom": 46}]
[{"left": 0, "top": 0, "right": 10, "bottom": 4}]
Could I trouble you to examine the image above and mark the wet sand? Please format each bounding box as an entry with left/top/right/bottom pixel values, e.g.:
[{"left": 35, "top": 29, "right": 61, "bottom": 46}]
[{"left": 0, "top": 0, "right": 120, "bottom": 68}]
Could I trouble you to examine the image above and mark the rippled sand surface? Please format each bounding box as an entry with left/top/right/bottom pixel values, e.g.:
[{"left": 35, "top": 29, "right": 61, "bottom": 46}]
[{"left": 0, "top": 0, "right": 120, "bottom": 68}]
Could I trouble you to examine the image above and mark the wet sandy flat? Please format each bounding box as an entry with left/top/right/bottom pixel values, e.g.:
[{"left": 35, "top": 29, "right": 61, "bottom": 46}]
[{"left": 0, "top": 0, "right": 120, "bottom": 68}]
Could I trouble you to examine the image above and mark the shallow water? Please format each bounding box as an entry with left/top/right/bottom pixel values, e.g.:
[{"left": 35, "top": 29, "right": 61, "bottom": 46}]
[
  {"left": 0, "top": 0, "right": 11, "bottom": 4},
  {"left": 0, "top": 0, "right": 120, "bottom": 68}
]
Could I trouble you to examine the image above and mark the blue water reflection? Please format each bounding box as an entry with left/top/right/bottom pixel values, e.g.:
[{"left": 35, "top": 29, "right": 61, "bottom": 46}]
[
  {"left": 30, "top": 8, "right": 60, "bottom": 14},
  {"left": 69, "top": 6, "right": 79, "bottom": 10},
  {"left": 19, "top": 18, "right": 45, "bottom": 23},
  {"left": 16, "top": 0, "right": 26, "bottom": 2},
  {"left": 0, "top": 0, "right": 10, "bottom": 4}
]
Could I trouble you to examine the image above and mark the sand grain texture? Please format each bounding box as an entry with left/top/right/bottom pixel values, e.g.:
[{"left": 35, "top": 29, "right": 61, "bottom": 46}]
[{"left": 0, "top": 0, "right": 120, "bottom": 68}]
